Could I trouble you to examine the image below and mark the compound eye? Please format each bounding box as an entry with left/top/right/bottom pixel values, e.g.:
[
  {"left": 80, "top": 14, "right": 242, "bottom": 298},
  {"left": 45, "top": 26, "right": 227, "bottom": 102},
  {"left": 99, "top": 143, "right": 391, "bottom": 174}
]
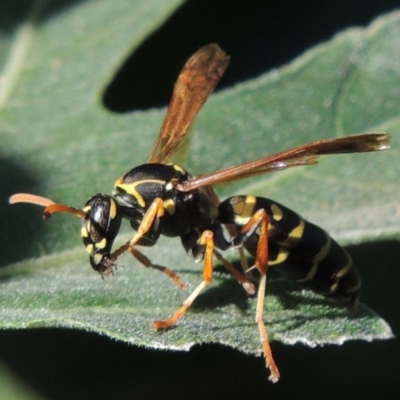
[{"left": 87, "top": 195, "right": 110, "bottom": 230}]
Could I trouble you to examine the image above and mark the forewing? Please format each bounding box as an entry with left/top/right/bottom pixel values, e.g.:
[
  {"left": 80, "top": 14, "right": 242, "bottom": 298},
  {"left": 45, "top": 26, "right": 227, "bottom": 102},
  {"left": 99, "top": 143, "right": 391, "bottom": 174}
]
[
  {"left": 179, "top": 133, "right": 390, "bottom": 191},
  {"left": 148, "top": 44, "right": 230, "bottom": 163}
]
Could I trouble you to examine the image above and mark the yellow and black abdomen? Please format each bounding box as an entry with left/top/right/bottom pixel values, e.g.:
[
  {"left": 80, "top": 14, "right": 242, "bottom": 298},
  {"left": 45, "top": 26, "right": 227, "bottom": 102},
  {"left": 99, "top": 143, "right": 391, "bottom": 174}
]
[{"left": 217, "top": 195, "right": 360, "bottom": 311}]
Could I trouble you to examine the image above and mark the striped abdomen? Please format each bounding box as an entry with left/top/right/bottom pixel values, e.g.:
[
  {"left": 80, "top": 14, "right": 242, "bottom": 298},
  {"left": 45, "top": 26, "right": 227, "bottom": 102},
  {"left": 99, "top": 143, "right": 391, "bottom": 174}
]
[{"left": 217, "top": 195, "right": 360, "bottom": 311}]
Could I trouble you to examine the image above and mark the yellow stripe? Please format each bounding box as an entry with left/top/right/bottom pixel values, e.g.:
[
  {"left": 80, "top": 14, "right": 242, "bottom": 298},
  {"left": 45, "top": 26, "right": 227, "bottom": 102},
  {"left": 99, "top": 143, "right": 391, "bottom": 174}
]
[
  {"left": 348, "top": 280, "right": 361, "bottom": 293},
  {"left": 269, "top": 247, "right": 289, "bottom": 265},
  {"left": 81, "top": 227, "right": 88, "bottom": 238},
  {"left": 163, "top": 199, "right": 176, "bottom": 215},
  {"left": 172, "top": 164, "right": 187, "bottom": 174},
  {"left": 271, "top": 204, "right": 283, "bottom": 222},
  {"left": 232, "top": 195, "right": 256, "bottom": 225},
  {"left": 93, "top": 253, "right": 103, "bottom": 266},
  {"left": 109, "top": 199, "right": 117, "bottom": 219},
  {"left": 287, "top": 217, "right": 305, "bottom": 242},
  {"left": 329, "top": 281, "right": 339, "bottom": 293},
  {"left": 297, "top": 233, "right": 330, "bottom": 282},
  {"left": 335, "top": 256, "right": 352, "bottom": 278},
  {"left": 95, "top": 238, "right": 107, "bottom": 249},
  {"left": 297, "top": 262, "right": 319, "bottom": 283},
  {"left": 314, "top": 233, "right": 331, "bottom": 262},
  {"left": 116, "top": 179, "right": 165, "bottom": 208}
]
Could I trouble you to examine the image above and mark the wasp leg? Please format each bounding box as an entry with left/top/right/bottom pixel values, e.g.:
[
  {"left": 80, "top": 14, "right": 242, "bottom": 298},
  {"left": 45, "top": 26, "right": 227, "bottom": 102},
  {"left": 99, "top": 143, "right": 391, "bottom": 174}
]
[
  {"left": 129, "top": 247, "right": 186, "bottom": 289},
  {"left": 152, "top": 230, "right": 215, "bottom": 330},
  {"left": 240, "top": 209, "right": 280, "bottom": 383},
  {"left": 109, "top": 198, "right": 165, "bottom": 263},
  {"left": 213, "top": 249, "right": 255, "bottom": 295},
  {"left": 109, "top": 199, "right": 185, "bottom": 288},
  {"left": 238, "top": 246, "right": 254, "bottom": 280}
]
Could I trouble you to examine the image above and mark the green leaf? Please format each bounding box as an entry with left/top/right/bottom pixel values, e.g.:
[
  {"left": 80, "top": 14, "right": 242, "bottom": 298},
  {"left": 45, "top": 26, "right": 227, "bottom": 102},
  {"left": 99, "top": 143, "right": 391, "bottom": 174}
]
[
  {"left": 0, "top": 246, "right": 393, "bottom": 349},
  {"left": 0, "top": 0, "right": 397, "bottom": 361}
]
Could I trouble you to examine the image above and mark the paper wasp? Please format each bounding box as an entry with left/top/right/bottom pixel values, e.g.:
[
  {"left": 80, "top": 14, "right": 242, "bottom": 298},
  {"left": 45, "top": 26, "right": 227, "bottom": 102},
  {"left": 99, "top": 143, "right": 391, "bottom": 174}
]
[{"left": 10, "top": 44, "right": 390, "bottom": 382}]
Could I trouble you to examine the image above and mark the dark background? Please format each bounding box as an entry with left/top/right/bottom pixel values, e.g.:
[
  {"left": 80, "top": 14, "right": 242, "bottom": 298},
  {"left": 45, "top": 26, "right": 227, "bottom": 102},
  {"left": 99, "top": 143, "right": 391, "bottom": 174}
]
[{"left": 1, "top": 1, "right": 399, "bottom": 399}]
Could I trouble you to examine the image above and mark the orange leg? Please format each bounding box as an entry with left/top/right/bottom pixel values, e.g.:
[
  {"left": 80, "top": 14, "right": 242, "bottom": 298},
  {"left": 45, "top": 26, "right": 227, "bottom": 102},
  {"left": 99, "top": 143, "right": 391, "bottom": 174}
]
[
  {"left": 129, "top": 247, "right": 186, "bottom": 289},
  {"left": 202, "top": 187, "right": 255, "bottom": 293},
  {"left": 152, "top": 230, "right": 215, "bottom": 330},
  {"left": 241, "top": 209, "right": 280, "bottom": 383},
  {"left": 238, "top": 246, "right": 254, "bottom": 280},
  {"left": 214, "top": 250, "right": 255, "bottom": 295},
  {"left": 109, "top": 198, "right": 165, "bottom": 263},
  {"left": 107, "top": 198, "right": 184, "bottom": 290}
]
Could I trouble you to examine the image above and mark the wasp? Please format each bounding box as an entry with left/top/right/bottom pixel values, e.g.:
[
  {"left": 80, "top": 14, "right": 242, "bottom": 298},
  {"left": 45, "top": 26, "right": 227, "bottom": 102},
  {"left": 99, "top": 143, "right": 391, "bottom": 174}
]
[{"left": 10, "top": 44, "right": 390, "bottom": 382}]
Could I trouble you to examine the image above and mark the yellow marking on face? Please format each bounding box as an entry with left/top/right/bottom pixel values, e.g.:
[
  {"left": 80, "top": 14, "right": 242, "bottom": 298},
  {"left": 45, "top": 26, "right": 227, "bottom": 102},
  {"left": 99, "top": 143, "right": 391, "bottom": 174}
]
[
  {"left": 81, "top": 227, "right": 88, "bottom": 238},
  {"left": 85, "top": 244, "right": 94, "bottom": 255},
  {"left": 83, "top": 205, "right": 91, "bottom": 213},
  {"left": 271, "top": 204, "right": 283, "bottom": 222},
  {"left": 269, "top": 247, "right": 289, "bottom": 265},
  {"left": 109, "top": 199, "right": 117, "bottom": 219},
  {"left": 93, "top": 253, "right": 103, "bottom": 266},
  {"left": 163, "top": 199, "right": 176, "bottom": 215},
  {"left": 95, "top": 238, "right": 107, "bottom": 249}
]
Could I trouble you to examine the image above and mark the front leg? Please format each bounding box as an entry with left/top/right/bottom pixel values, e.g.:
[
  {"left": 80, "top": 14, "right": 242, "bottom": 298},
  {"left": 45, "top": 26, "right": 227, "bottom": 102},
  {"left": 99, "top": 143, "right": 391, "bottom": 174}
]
[
  {"left": 108, "top": 198, "right": 165, "bottom": 263},
  {"left": 104, "top": 198, "right": 184, "bottom": 287},
  {"left": 129, "top": 247, "right": 186, "bottom": 289}
]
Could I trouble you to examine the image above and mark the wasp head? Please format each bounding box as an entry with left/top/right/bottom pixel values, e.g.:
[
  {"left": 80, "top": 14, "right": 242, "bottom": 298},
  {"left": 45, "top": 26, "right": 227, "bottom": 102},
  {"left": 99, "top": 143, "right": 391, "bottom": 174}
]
[{"left": 81, "top": 194, "right": 122, "bottom": 275}]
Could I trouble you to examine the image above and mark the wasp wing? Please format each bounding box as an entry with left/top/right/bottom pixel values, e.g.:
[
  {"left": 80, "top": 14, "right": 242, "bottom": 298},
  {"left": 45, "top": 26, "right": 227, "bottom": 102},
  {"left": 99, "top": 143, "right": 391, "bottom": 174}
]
[
  {"left": 148, "top": 44, "right": 230, "bottom": 164},
  {"left": 179, "top": 133, "right": 390, "bottom": 191}
]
